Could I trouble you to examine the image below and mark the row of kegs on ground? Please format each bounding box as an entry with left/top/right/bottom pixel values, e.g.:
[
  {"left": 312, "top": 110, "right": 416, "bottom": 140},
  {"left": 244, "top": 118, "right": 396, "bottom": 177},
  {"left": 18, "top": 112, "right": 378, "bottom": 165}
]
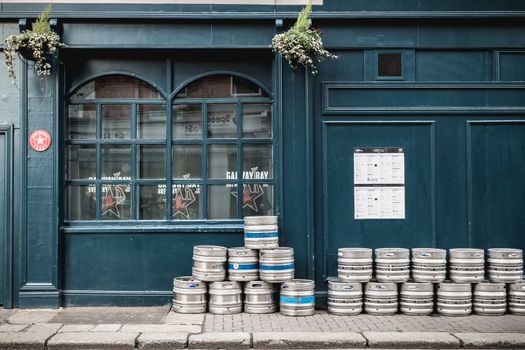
[{"left": 338, "top": 247, "right": 523, "bottom": 283}]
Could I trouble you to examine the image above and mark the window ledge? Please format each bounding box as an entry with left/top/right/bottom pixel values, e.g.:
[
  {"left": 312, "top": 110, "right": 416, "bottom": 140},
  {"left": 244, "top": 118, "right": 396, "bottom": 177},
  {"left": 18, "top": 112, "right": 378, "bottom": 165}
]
[{"left": 61, "top": 222, "right": 244, "bottom": 234}]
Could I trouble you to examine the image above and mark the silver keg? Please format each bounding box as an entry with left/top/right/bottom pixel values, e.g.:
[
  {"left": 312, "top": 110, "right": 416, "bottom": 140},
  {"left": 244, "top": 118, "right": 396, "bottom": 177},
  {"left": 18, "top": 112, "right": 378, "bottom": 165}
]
[
  {"left": 244, "top": 280, "right": 278, "bottom": 314},
  {"left": 337, "top": 248, "right": 373, "bottom": 283},
  {"left": 508, "top": 281, "right": 525, "bottom": 315},
  {"left": 228, "top": 247, "right": 259, "bottom": 281},
  {"left": 208, "top": 281, "right": 242, "bottom": 315},
  {"left": 487, "top": 248, "right": 523, "bottom": 283},
  {"left": 411, "top": 248, "right": 447, "bottom": 283},
  {"left": 375, "top": 248, "right": 410, "bottom": 283},
  {"left": 436, "top": 281, "right": 472, "bottom": 316},
  {"left": 449, "top": 248, "right": 485, "bottom": 283},
  {"left": 327, "top": 279, "right": 363, "bottom": 315},
  {"left": 172, "top": 276, "right": 207, "bottom": 314},
  {"left": 364, "top": 281, "right": 398, "bottom": 315},
  {"left": 400, "top": 282, "right": 434, "bottom": 316},
  {"left": 259, "top": 247, "right": 294, "bottom": 283},
  {"left": 244, "top": 216, "right": 279, "bottom": 249},
  {"left": 473, "top": 282, "right": 506, "bottom": 316},
  {"left": 192, "top": 245, "right": 227, "bottom": 282},
  {"left": 280, "top": 279, "right": 316, "bottom": 316}
]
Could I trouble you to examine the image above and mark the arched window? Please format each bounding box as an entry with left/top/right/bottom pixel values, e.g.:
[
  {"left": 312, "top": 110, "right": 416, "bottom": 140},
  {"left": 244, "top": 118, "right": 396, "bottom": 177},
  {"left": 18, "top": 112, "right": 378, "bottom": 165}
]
[{"left": 65, "top": 73, "right": 273, "bottom": 221}]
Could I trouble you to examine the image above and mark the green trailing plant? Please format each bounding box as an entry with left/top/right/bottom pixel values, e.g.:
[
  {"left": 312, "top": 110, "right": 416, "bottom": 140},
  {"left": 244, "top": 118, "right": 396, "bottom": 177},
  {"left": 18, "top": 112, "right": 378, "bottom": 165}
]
[
  {"left": 271, "top": 2, "right": 337, "bottom": 74},
  {"left": 4, "top": 4, "right": 63, "bottom": 83}
]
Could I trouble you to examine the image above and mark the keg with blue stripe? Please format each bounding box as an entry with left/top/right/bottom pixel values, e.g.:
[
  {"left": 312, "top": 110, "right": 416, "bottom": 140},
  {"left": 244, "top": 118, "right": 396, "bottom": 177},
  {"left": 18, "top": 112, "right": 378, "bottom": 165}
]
[
  {"left": 327, "top": 279, "right": 363, "bottom": 315},
  {"left": 228, "top": 247, "right": 258, "bottom": 281},
  {"left": 437, "top": 281, "right": 472, "bottom": 316},
  {"left": 244, "top": 281, "right": 278, "bottom": 314},
  {"left": 375, "top": 248, "right": 410, "bottom": 283},
  {"left": 487, "top": 248, "right": 523, "bottom": 283},
  {"left": 208, "top": 281, "right": 243, "bottom": 315},
  {"left": 244, "top": 216, "right": 279, "bottom": 249},
  {"left": 192, "top": 245, "right": 227, "bottom": 282},
  {"left": 411, "top": 248, "right": 447, "bottom": 283},
  {"left": 364, "top": 282, "right": 398, "bottom": 315},
  {"left": 280, "top": 279, "right": 316, "bottom": 316},
  {"left": 172, "top": 276, "right": 207, "bottom": 314},
  {"left": 337, "top": 248, "right": 373, "bottom": 283},
  {"left": 259, "top": 247, "right": 294, "bottom": 283},
  {"left": 508, "top": 281, "right": 525, "bottom": 315},
  {"left": 449, "top": 248, "right": 485, "bottom": 283},
  {"left": 400, "top": 282, "right": 434, "bottom": 316}
]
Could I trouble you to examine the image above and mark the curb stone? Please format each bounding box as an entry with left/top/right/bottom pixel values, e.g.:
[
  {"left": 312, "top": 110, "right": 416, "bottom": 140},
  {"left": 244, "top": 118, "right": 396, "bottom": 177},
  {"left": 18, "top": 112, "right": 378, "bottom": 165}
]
[
  {"left": 46, "top": 331, "right": 138, "bottom": 350},
  {"left": 137, "top": 332, "right": 189, "bottom": 350},
  {"left": 453, "top": 333, "right": 525, "bottom": 349},
  {"left": 252, "top": 332, "right": 366, "bottom": 349},
  {"left": 188, "top": 332, "right": 251, "bottom": 349},
  {"left": 363, "top": 331, "right": 460, "bottom": 349}
]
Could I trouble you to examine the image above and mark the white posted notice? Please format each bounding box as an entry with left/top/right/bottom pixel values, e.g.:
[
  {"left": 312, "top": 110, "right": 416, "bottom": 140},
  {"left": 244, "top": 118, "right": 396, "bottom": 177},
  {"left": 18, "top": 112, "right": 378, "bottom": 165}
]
[{"left": 353, "top": 148, "right": 405, "bottom": 219}]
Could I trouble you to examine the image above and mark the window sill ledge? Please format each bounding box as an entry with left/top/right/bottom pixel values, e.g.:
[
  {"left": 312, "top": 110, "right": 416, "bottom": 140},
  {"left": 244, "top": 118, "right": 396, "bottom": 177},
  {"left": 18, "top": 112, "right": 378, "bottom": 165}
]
[{"left": 61, "top": 222, "right": 244, "bottom": 234}]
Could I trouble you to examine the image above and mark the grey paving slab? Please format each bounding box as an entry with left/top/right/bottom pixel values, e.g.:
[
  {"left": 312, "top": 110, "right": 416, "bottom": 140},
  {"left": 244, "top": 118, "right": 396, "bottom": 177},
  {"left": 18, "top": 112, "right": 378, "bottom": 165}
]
[
  {"left": 49, "top": 306, "right": 168, "bottom": 324},
  {"left": 165, "top": 312, "right": 206, "bottom": 325},
  {"left": 7, "top": 309, "right": 60, "bottom": 324},
  {"left": 0, "top": 323, "right": 62, "bottom": 350},
  {"left": 58, "top": 324, "right": 94, "bottom": 332},
  {"left": 363, "top": 331, "right": 460, "bottom": 349},
  {"left": 137, "top": 332, "right": 189, "bottom": 350},
  {"left": 189, "top": 332, "right": 251, "bottom": 349},
  {"left": 0, "top": 323, "right": 29, "bottom": 332},
  {"left": 46, "top": 331, "right": 138, "bottom": 350},
  {"left": 0, "top": 309, "right": 15, "bottom": 323},
  {"left": 252, "top": 332, "right": 366, "bottom": 349},
  {"left": 120, "top": 323, "right": 202, "bottom": 333},
  {"left": 91, "top": 323, "right": 122, "bottom": 332},
  {"left": 453, "top": 332, "right": 525, "bottom": 349}
]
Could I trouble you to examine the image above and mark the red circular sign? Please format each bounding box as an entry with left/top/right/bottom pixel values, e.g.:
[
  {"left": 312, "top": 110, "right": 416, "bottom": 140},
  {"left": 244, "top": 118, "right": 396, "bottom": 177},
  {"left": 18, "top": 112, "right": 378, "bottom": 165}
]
[{"left": 29, "top": 130, "right": 52, "bottom": 152}]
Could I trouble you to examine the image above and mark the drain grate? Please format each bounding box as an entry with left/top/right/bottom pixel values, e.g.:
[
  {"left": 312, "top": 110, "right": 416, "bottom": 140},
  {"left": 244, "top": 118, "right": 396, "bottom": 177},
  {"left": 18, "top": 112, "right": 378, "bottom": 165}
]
[{"left": 50, "top": 306, "right": 169, "bottom": 324}]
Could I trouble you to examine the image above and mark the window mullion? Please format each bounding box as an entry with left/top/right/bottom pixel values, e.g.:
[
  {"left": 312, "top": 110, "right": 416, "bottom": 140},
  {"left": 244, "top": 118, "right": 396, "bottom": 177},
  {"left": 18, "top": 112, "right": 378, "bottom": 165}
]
[
  {"left": 202, "top": 102, "right": 208, "bottom": 219},
  {"left": 166, "top": 101, "right": 173, "bottom": 220},
  {"left": 236, "top": 101, "right": 243, "bottom": 219},
  {"left": 95, "top": 103, "right": 102, "bottom": 220},
  {"left": 131, "top": 103, "right": 138, "bottom": 220}
]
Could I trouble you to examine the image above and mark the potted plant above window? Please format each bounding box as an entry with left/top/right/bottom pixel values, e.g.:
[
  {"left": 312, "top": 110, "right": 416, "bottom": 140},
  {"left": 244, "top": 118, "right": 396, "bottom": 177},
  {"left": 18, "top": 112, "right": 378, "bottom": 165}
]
[
  {"left": 271, "top": 2, "right": 337, "bottom": 75},
  {"left": 4, "top": 4, "right": 63, "bottom": 83}
]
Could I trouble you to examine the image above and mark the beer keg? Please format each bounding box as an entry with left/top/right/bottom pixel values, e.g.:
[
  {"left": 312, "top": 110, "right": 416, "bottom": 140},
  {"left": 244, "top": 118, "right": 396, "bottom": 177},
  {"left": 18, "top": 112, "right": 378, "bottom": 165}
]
[
  {"left": 280, "top": 279, "right": 316, "bottom": 316},
  {"left": 449, "top": 248, "right": 485, "bottom": 283},
  {"left": 244, "top": 280, "right": 278, "bottom": 314},
  {"left": 208, "top": 281, "right": 242, "bottom": 315},
  {"left": 411, "top": 248, "right": 447, "bottom": 283},
  {"left": 259, "top": 247, "right": 294, "bottom": 283},
  {"left": 487, "top": 248, "right": 523, "bottom": 283},
  {"left": 375, "top": 248, "right": 410, "bottom": 283},
  {"left": 172, "top": 276, "right": 207, "bottom": 314},
  {"left": 337, "top": 248, "right": 373, "bottom": 283},
  {"left": 192, "top": 245, "right": 227, "bottom": 282},
  {"left": 364, "top": 281, "right": 398, "bottom": 315},
  {"left": 473, "top": 282, "right": 506, "bottom": 316},
  {"left": 508, "top": 281, "right": 525, "bottom": 315},
  {"left": 244, "top": 216, "right": 279, "bottom": 249},
  {"left": 400, "top": 282, "right": 434, "bottom": 316},
  {"left": 327, "top": 279, "right": 363, "bottom": 315},
  {"left": 228, "top": 247, "right": 258, "bottom": 281},
  {"left": 436, "top": 281, "right": 472, "bottom": 316}
]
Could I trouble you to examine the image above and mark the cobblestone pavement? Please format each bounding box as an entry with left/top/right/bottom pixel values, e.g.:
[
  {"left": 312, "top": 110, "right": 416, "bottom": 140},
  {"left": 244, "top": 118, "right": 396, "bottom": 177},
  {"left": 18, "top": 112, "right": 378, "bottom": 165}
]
[{"left": 204, "top": 311, "right": 525, "bottom": 333}]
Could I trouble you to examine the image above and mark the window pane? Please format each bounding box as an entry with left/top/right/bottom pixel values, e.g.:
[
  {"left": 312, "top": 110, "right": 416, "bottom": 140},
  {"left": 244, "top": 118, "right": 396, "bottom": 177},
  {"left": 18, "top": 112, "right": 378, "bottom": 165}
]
[
  {"left": 67, "top": 145, "right": 96, "bottom": 179},
  {"left": 243, "top": 144, "right": 273, "bottom": 179},
  {"left": 173, "top": 145, "right": 201, "bottom": 179},
  {"left": 207, "top": 104, "right": 237, "bottom": 138},
  {"left": 138, "top": 105, "right": 166, "bottom": 139},
  {"left": 172, "top": 184, "right": 203, "bottom": 220},
  {"left": 243, "top": 104, "right": 272, "bottom": 139},
  {"left": 139, "top": 185, "right": 166, "bottom": 220},
  {"left": 138, "top": 145, "right": 165, "bottom": 179},
  {"left": 175, "top": 74, "right": 268, "bottom": 98},
  {"left": 101, "top": 183, "right": 132, "bottom": 220},
  {"left": 72, "top": 75, "right": 161, "bottom": 99},
  {"left": 209, "top": 184, "right": 237, "bottom": 219},
  {"left": 242, "top": 184, "right": 274, "bottom": 217},
  {"left": 67, "top": 185, "right": 96, "bottom": 220},
  {"left": 102, "top": 105, "right": 131, "bottom": 139},
  {"left": 102, "top": 145, "right": 131, "bottom": 178},
  {"left": 68, "top": 105, "right": 96, "bottom": 140},
  {"left": 208, "top": 144, "right": 237, "bottom": 179},
  {"left": 173, "top": 104, "right": 202, "bottom": 139}
]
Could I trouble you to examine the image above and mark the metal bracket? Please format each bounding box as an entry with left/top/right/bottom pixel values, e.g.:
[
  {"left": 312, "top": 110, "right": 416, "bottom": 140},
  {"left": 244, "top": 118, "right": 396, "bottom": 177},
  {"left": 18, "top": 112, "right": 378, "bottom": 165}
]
[{"left": 18, "top": 18, "right": 28, "bottom": 32}]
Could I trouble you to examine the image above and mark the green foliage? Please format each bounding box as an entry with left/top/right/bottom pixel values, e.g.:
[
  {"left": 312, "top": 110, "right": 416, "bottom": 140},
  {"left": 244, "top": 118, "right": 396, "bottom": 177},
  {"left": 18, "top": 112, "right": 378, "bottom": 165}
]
[{"left": 32, "top": 4, "right": 53, "bottom": 34}]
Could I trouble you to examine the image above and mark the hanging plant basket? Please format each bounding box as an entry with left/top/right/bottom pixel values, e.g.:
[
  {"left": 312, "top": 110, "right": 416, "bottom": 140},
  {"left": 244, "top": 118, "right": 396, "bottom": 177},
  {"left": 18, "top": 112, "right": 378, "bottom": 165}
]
[{"left": 18, "top": 46, "right": 40, "bottom": 61}]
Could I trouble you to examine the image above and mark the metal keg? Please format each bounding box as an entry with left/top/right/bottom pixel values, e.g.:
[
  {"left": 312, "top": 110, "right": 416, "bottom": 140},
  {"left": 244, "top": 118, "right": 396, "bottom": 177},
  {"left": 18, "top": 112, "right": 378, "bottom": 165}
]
[
  {"left": 508, "top": 281, "right": 525, "bottom": 315},
  {"left": 487, "top": 248, "right": 523, "bottom": 283},
  {"left": 192, "top": 245, "right": 227, "bottom": 282},
  {"left": 337, "top": 248, "right": 373, "bottom": 283},
  {"left": 327, "top": 279, "right": 363, "bottom": 315},
  {"left": 473, "top": 282, "right": 506, "bottom": 316},
  {"left": 364, "top": 282, "right": 398, "bottom": 315},
  {"left": 449, "top": 248, "right": 485, "bottom": 283},
  {"left": 375, "top": 248, "right": 410, "bottom": 283},
  {"left": 280, "top": 279, "right": 316, "bottom": 316},
  {"left": 436, "top": 281, "right": 472, "bottom": 316},
  {"left": 228, "top": 247, "right": 259, "bottom": 281},
  {"left": 259, "top": 247, "right": 294, "bottom": 283},
  {"left": 244, "top": 281, "right": 278, "bottom": 314},
  {"left": 208, "top": 281, "right": 242, "bottom": 315},
  {"left": 400, "top": 282, "right": 434, "bottom": 316},
  {"left": 411, "top": 248, "right": 447, "bottom": 283},
  {"left": 172, "top": 276, "right": 207, "bottom": 314},
  {"left": 244, "top": 216, "right": 279, "bottom": 249}
]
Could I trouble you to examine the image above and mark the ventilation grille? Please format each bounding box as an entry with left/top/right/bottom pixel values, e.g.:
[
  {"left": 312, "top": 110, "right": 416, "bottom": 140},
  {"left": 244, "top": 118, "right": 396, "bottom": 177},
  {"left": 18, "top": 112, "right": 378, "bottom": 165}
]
[{"left": 378, "top": 53, "right": 402, "bottom": 77}]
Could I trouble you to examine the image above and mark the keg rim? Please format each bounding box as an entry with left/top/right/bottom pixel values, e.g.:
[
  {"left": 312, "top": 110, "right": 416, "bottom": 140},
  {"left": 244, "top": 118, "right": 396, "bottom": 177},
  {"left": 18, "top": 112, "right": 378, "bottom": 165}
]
[
  {"left": 194, "top": 245, "right": 228, "bottom": 252},
  {"left": 209, "top": 281, "right": 242, "bottom": 289},
  {"left": 228, "top": 247, "right": 258, "bottom": 256},
  {"left": 449, "top": 248, "right": 484, "bottom": 253}
]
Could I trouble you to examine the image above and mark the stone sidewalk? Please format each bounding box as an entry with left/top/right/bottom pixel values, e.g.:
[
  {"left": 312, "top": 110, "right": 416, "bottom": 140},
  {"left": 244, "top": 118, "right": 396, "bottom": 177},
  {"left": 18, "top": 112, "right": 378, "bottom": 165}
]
[{"left": 0, "top": 307, "right": 525, "bottom": 349}]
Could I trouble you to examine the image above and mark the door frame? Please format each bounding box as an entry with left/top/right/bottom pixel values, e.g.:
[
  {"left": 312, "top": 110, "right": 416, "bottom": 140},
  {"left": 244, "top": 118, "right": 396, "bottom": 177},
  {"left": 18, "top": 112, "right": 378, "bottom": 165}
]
[{"left": 0, "top": 124, "right": 13, "bottom": 308}]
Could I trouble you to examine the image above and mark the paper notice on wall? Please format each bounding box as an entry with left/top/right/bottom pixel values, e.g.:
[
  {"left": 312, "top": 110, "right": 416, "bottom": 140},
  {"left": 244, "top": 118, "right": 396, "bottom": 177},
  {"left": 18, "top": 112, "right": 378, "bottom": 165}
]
[{"left": 353, "top": 147, "right": 405, "bottom": 220}]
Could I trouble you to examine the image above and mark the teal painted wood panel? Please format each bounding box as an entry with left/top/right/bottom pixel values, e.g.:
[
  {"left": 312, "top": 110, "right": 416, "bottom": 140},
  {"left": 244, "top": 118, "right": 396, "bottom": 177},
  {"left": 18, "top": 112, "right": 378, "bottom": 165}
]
[
  {"left": 0, "top": 132, "right": 6, "bottom": 304},
  {"left": 499, "top": 52, "right": 525, "bottom": 81}
]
